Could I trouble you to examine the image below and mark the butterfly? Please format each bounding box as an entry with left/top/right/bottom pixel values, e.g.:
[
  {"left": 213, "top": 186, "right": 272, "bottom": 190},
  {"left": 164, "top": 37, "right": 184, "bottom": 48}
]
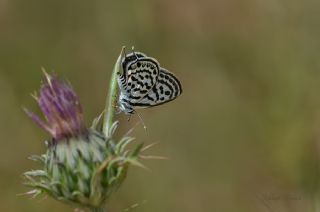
[{"left": 117, "top": 50, "right": 182, "bottom": 114}]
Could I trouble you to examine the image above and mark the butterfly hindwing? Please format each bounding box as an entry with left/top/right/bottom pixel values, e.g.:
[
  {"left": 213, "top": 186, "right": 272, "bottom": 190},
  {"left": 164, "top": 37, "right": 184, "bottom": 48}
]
[{"left": 132, "top": 68, "right": 182, "bottom": 108}]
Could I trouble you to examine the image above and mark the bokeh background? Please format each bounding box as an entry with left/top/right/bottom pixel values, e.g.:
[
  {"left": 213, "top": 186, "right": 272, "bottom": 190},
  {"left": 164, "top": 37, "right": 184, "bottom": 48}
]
[{"left": 1, "top": 0, "right": 320, "bottom": 211}]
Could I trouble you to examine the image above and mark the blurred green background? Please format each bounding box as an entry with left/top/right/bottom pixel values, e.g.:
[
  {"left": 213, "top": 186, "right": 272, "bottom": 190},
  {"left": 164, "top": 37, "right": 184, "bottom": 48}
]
[{"left": 1, "top": 0, "right": 320, "bottom": 211}]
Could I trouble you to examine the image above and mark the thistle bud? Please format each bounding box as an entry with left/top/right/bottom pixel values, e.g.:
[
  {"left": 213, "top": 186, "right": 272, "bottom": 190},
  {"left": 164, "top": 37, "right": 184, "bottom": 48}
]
[{"left": 23, "top": 72, "right": 143, "bottom": 211}]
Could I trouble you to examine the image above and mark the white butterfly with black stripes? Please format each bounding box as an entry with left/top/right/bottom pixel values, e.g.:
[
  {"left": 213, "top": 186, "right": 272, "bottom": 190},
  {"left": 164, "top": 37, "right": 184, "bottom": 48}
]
[{"left": 117, "top": 50, "right": 182, "bottom": 114}]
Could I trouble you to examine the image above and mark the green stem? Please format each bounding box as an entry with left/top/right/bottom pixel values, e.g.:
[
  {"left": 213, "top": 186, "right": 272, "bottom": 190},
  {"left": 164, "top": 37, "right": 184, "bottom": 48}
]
[{"left": 103, "top": 47, "right": 125, "bottom": 138}]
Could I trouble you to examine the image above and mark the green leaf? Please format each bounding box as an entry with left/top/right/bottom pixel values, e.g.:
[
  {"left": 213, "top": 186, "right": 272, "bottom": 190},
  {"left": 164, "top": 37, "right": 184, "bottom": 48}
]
[
  {"left": 115, "top": 136, "right": 135, "bottom": 154},
  {"left": 24, "top": 170, "right": 48, "bottom": 178},
  {"left": 28, "top": 155, "right": 46, "bottom": 164},
  {"left": 91, "top": 111, "right": 104, "bottom": 130},
  {"left": 103, "top": 47, "right": 125, "bottom": 138},
  {"left": 129, "top": 142, "right": 144, "bottom": 158},
  {"left": 126, "top": 158, "right": 149, "bottom": 171}
]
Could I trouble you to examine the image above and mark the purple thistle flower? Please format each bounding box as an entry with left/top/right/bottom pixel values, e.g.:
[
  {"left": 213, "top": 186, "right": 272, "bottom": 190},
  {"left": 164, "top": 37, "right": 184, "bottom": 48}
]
[{"left": 24, "top": 72, "right": 87, "bottom": 141}]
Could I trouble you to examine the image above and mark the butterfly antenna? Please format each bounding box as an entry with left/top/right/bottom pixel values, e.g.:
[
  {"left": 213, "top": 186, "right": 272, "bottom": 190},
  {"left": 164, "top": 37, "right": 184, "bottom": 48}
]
[
  {"left": 131, "top": 46, "right": 138, "bottom": 60},
  {"left": 135, "top": 110, "right": 147, "bottom": 133},
  {"left": 122, "top": 46, "right": 127, "bottom": 59}
]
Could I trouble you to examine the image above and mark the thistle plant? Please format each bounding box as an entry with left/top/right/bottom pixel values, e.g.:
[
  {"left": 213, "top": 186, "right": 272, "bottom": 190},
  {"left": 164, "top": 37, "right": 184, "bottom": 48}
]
[{"left": 23, "top": 48, "right": 146, "bottom": 212}]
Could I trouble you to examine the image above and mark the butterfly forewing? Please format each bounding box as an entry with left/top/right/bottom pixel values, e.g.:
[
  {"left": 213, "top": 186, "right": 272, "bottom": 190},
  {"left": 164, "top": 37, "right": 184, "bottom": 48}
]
[
  {"left": 123, "top": 57, "right": 160, "bottom": 101},
  {"left": 121, "top": 52, "right": 146, "bottom": 76},
  {"left": 119, "top": 52, "right": 145, "bottom": 90}
]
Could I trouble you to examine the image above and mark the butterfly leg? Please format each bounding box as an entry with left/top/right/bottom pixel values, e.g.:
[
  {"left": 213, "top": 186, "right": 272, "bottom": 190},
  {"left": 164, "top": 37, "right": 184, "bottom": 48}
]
[
  {"left": 135, "top": 110, "right": 147, "bottom": 133},
  {"left": 115, "top": 106, "right": 122, "bottom": 114},
  {"left": 127, "top": 114, "right": 132, "bottom": 121}
]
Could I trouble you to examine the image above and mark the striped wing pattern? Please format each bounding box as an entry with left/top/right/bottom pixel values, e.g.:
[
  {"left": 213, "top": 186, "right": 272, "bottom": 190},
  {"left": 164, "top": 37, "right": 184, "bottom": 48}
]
[{"left": 118, "top": 51, "right": 182, "bottom": 114}]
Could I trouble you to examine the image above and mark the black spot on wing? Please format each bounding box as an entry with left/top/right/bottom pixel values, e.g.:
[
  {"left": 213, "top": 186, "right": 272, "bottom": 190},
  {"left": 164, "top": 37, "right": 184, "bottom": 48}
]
[
  {"left": 147, "top": 95, "right": 155, "bottom": 101},
  {"left": 159, "top": 69, "right": 182, "bottom": 96},
  {"left": 128, "top": 95, "right": 141, "bottom": 100},
  {"left": 128, "top": 68, "right": 158, "bottom": 86},
  {"left": 121, "top": 98, "right": 129, "bottom": 103},
  {"left": 129, "top": 76, "right": 144, "bottom": 88},
  {"left": 152, "top": 85, "right": 159, "bottom": 101},
  {"left": 157, "top": 79, "right": 174, "bottom": 97},
  {"left": 159, "top": 85, "right": 164, "bottom": 94},
  {"left": 127, "top": 58, "right": 160, "bottom": 73},
  {"left": 130, "top": 102, "right": 151, "bottom": 107}
]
